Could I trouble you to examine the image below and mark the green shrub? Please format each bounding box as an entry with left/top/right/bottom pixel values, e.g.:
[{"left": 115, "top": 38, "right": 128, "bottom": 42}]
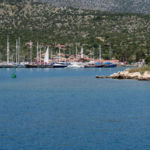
[
  {"left": 129, "top": 65, "right": 150, "bottom": 74},
  {"left": 145, "top": 56, "right": 150, "bottom": 65}
]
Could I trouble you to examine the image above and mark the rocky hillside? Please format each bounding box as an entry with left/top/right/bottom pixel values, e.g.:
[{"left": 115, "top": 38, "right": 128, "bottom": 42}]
[
  {"left": 1, "top": 0, "right": 150, "bottom": 14},
  {"left": 40, "top": 0, "right": 150, "bottom": 14},
  {"left": 0, "top": 1, "right": 150, "bottom": 62}
]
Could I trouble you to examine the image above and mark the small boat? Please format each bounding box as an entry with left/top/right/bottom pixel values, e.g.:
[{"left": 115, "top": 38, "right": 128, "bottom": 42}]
[
  {"left": 95, "top": 64, "right": 104, "bottom": 68},
  {"left": 104, "top": 64, "right": 117, "bottom": 68},
  {"left": 25, "top": 64, "right": 38, "bottom": 68},
  {"left": 1, "top": 65, "right": 16, "bottom": 68},
  {"left": 95, "top": 62, "right": 104, "bottom": 68},
  {"left": 84, "top": 64, "right": 96, "bottom": 68},
  {"left": 52, "top": 62, "right": 68, "bottom": 68},
  {"left": 17, "top": 64, "right": 25, "bottom": 68},
  {"left": 37, "top": 64, "right": 53, "bottom": 68},
  {"left": 0, "top": 63, "right": 17, "bottom": 68},
  {"left": 68, "top": 62, "right": 83, "bottom": 68},
  {"left": 103, "top": 62, "right": 117, "bottom": 68},
  {"left": 17, "top": 63, "right": 26, "bottom": 68},
  {"left": 84, "top": 61, "right": 96, "bottom": 68},
  {"left": 84, "top": 61, "right": 104, "bottom": 68}
]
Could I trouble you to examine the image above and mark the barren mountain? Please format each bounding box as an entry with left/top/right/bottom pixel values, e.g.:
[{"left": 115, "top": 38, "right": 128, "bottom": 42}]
[{"left": 39, "top": 0, "right": 150, "bottom": 14}]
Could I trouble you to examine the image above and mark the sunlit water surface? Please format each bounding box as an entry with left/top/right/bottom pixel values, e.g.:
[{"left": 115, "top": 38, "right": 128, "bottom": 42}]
[{"left": 0, "top": 67, "right": 150, "bottom": 150}]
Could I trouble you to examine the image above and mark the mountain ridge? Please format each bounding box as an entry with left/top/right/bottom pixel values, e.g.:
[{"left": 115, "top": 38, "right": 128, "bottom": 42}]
[
  {"left": 38, "top": 0, "right": 150, "bottom": 14},
  {"left": 1, "top": 0, "right": 150, "bottom": 14}
]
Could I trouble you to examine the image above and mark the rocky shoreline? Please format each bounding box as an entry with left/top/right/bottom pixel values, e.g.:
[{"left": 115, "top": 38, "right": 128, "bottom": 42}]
[{"left": 96, "top": 70, "right": 150, "bottom": 81}]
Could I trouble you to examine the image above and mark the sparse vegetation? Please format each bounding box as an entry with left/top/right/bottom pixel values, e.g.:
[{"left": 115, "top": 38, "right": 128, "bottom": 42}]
[
  {"left": 129, "top": 66, "right": 150, "bottom": 74},
  {"left": 0, "top": 1, "right": 150, "bottom": 62}
]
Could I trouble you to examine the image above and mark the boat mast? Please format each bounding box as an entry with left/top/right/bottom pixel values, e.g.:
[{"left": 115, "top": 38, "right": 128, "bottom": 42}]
[
  {"left": 16, "top": 39, "right": 18, "bottom": 64},
  {"left": 18, "top": 37, "right": 20, "bottom": 64},
  {"left": 109, "top": 45, "right": 112, "bottom": 60},
  {"left": 59, "top": 46, "right": 61, "bottom": 62},
  {"left": 76, "top": 43, "right": 78, "bottom": 58},
  {"left": 99, "top": 45, "right": 101, "bottom": 60},
  {"left": 40, "top": 48, "right": 41, "bottom": 65},
  {"left": 51, "top": 48, "right": 53, "bottom": 60},
  {"left": 36, "top": 41, "right": 39, "bottom": 64},
  {"left": 92, "top": 47, "right": 94, "bottom": 60},
  {"left": 30, "top": 40, "right": 32, "bottom": 65},
  {"left": 7, "top": 36, "right": 10, "bottom": 64},
  {"left": 47, "top": 46, "right": 49, "bottom": 64}
]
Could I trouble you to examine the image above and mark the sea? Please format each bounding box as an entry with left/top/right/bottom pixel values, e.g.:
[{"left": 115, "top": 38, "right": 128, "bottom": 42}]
[{"left": 0, "top": 67, "right": 150, "bottom": 150}]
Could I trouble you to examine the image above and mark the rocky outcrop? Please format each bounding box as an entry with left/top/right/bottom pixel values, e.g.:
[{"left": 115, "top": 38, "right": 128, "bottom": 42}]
[
  {"left": 138, "top": 71, "right": 150, "bottom": 80},
  {"left": 96, "top": 70, "right": 150, "bottom": 80}
]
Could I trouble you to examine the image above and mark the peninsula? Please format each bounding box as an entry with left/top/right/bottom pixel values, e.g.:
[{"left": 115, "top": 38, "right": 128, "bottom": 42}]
[{"left": 96, "top": 66, "right": 150, "bottom": 81}]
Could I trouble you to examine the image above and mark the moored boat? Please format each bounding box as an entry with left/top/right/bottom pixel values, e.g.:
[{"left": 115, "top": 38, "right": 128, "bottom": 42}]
[
  {"left": 84, "top": 64, "right": 96, "bottom": 68},
  {"left": 37, "top": 64, "right": 53, "bottom": 68},
  {"left": 0, "top": 65, "right": 16, "bottom": 68},
  {"left": 68, "top": 62, "right": 84, "bottom": 68},
  {"left": 52, "top": 62, "right": 68, "bottom": 68},
  {"left": 84, "top": 62, "right": 104, "bottom": 68},
  {"left": 0, "top": 62, "right": 17, "bottom": 68},
  {"left": 103, "top": 62, "right": 117, "bottom": 68},
  {"left": 25, "top": 64, "right": 38, "bottom": 68},
  {"left": 95, "top": 62, "right": 104, "bottom": 68}
]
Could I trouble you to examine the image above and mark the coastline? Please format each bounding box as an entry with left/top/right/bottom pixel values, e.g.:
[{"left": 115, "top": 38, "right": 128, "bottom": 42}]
[{"left": 96, "top": 68, "right": 150, "bottom": 81}]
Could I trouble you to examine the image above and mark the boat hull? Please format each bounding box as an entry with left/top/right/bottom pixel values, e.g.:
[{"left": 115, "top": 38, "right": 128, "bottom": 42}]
[
  {"left": 37, "top": 65, "right": 53, "bottom": 68},
  {"left": 53, "top": 65, "right": 67, "bottom": 68},
  {"left": 0, "top": 65, "right": 17, "bottom": 68},
  {"left": 25, "top": 64, "right": 38, "bottom": 68},
  {"left": 95, "top": 65, "right": 104, "bottom": 68},
  {"left": 104, "top": 64, "right": 117, "bottom": 68},
  {"left": 84, "top": 64, "right": 104, "bottom": 68}
]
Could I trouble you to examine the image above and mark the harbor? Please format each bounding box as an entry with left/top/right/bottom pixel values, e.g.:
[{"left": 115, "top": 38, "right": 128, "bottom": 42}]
[
  {"left": 0, "top": 38, "right": 138, "bottom": 69},
  {"left": 1, "top": 1, "right": 150, "bottom": 150}
]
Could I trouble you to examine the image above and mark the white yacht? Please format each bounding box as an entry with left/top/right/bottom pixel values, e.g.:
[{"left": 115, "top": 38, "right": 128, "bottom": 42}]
[
  {"left": 68, "top": 62, "right": 84, "bottom": 68},
  {"left": 52, "top": 62, "right": 68, "bottom": 68}
]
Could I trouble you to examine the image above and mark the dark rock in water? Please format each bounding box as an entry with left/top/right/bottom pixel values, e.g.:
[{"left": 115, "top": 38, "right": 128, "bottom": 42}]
[{"left": 96, "top": 76, "right": 110, "bottom": 79}]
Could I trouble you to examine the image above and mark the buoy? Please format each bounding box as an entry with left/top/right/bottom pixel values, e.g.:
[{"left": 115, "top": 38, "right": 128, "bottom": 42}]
[
  {"left": 11, "top": 73, "right": 16, "bottom": 79},
  {"left": 11, "top": 67, "right": 17, "bottom": 79}
]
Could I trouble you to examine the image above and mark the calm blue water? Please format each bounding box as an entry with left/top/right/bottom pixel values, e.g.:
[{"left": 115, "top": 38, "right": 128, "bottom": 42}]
[{"left": 0, "top": 67, "right": 150, "bottom": 150}]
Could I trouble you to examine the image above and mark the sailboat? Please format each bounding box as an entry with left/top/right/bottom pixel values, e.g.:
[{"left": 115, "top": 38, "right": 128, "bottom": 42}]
[
  {"left": 0, "top": 36, "right": 16, "bottom": 68},
  {"left": 81, "top": 47, "right": 84, "bottom": 59},
  {"left": 41, "top": 46, "right": 53, "bottom": 68},
  {"left": 2, "top": 37, "right": 14, "bottom": 68},
  {"left": 52, "top": 45, "right": 68, "bottom": 68},
  {"left": 44, "top": 47, "right": 49, "bottom": 65}
]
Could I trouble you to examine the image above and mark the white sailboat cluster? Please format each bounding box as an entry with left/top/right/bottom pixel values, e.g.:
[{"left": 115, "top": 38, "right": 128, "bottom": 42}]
[{"left": 0, "top": 37, "right": 118, "bottom": 68}]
